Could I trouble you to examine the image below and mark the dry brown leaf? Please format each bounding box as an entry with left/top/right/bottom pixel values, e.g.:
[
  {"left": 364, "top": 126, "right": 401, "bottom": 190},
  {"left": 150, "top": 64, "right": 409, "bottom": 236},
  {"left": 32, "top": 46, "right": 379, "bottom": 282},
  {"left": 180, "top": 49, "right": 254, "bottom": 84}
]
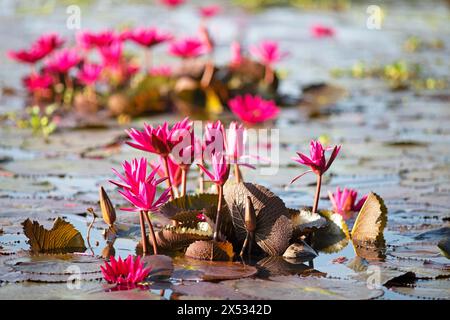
[
  {"left": 223, "top": 182, "right": 292, "bottom": 256},
  {"left": 185, "top": 240, "right": 234, "bottom": 261},
  {"left": 22, "top": 218, "right": 86, "bottom": 254},
  {"left": 351, "top": 192, "right": 387, "bottom": 245}
]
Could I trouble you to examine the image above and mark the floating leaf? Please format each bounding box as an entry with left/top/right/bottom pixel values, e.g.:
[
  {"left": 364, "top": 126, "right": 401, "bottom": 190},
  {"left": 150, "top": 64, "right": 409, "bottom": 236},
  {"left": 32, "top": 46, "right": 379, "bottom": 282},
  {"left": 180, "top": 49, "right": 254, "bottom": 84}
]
[
  {"left": 438, "top": 238, "right": 450, "bottom": 259},
  {"left": 142, "top": 255, "right": 173, "bottom": 280},
  {"left": 256, "top": 256, "right": 325, "bottom": 278},
  {"left": 311, "top": 211, "right": 349, "bottom": 253},
  {"left": 146, "top": 226, "right": 211, "bottom": 252},
  {"left": 390, "top": 279, "right": 450, "bottom": 300},
  {"left": 22, "top": 218, "right": 86, "bottom": 254},
  {"left": 222, "top": 275, "right": 383, "bottom": 300},
  {"left": 289, "top": 208, "right": 328, "bottom": 239},
  {"left": 351, "top": 192, "right": 387, "bottom": 245},
  {"left": 172, "top": 257, "right": 257, "bottom": 281},
  {"left": 2, "top": 253, "right": 103, "bottom": 283},
  {"left": 223, "top": 182, "right": 292, "bottom": 256},
  {"left": 172, "top": 281, "right": 250, "bottom": 300},
  {"left": 283, "top": 241, "right": 318, "bottom": 263},
  {"left": 185, "top": 240, "right": 234, "bottom": 261},
  {"left": 159, "top": 193, "right": 233, "bottom": 239}
]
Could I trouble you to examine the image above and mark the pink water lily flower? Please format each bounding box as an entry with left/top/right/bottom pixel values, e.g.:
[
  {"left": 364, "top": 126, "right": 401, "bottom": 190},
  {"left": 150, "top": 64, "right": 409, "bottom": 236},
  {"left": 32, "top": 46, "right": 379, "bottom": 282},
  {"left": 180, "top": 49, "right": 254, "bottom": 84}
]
[
  {"left": 8, "top": 33, "right": 64, "bottom": 64},
  {"left": 34, "top": 33, "right": 65, "bottom": 55},
  {"left": 170, "top": 117, "right": 195, "bottom": 167},
  {"left": 8, "top": 47, "right": 48, "bottom": 64},
  {"left": 99, "top": 41, "right": 123, "bottom": 66},
  {"left": 110, "top": 158, "right": 165, "bottom": 193},
  {"left": 203, "top": 120, "right": 226, "bottom": 159},
  {"left": 130, "top": 27, "right": 173, "bottom": 48},
  {"left": 198, "top": 152, "right": 230, "bottom": 186},
  {"left": 45, "top": 49, "right": 81, "bottom": 73},
  {"left": 160, "top": 0, "right": 185, "bottom": 8},
  {"left": 126, "top": 122, "right": 173, "bottom": 156},
  {"left": 310, "top": 24, "right": 335, "bottom": 38},
  {"left": 77, "top": 63, "right": 102, "bottom": 86},
  {"left": 77, "top": 30, "right": 118, "bottom": 49},
  {"left": 111, "top": 158, "right": 171, "bottom": 212},
  {"left": 228, "top": 94, "right": 280, "bottom": 125},
  {"left": 169, "top": 37, "right": 207, "bottom": 59},
  {"left": 230, "top": 41, "right": 243, "bottom": 67},
  {"left": 22, "top": 72, "right": 53, "bottom": 92},
  {"left": 328, "top": 187, "right": 367, "bottom": 216},
  {"left": 250, "top": 40, "right": 288, "bottom": 67},
  {"left": 199, "top": 4, "right": 221, "bottom": 18},
  {"left": 101, "top": 255, "right": 151, "bottom": 285},
  {"left": 226, "top": 122, "right": 246, "bottom": 163},
  {"left": 291, "top": 140, "right": 341, "bottom": 181}
]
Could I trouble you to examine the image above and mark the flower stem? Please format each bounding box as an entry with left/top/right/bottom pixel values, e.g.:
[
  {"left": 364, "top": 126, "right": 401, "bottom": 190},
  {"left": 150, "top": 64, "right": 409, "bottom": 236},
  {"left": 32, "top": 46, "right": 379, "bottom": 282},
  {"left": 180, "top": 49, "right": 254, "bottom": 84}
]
[
  {"left": 145, "top": 48, "right": 152, "bottom": 71},
  {"left": 181, "top": 168, "right": 187, "bottom": 197},
  {"left": 264, "top": 65, "right": 274, "bottom": 85},
  {"left": 198, "top": 165, "right": 205, "bottom": 193},
  {"left": 234, "top": 163, "right": 242, "bottom": 183},
  {"left": 213, "top": 184, "right": 223, "bottom": 241},
  {"left": 144, "top": 211, "right": 158, "bottom": 255},
  {"left": 162, "top": 155, "right": 175, "bottom": 200},
  {"left": 312, "top": 174, "right": 322, "bottom": 214},
  {"left": 139, "top": 211, "right": 148, "bottom": 255}
]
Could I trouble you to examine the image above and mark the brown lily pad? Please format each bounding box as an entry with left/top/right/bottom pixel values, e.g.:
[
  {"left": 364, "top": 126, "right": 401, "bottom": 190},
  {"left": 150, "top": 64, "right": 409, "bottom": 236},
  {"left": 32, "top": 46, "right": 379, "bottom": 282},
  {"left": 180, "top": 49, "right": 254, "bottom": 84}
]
[{"left": 172, "top": 257, "right": 257, "bottom": 282}]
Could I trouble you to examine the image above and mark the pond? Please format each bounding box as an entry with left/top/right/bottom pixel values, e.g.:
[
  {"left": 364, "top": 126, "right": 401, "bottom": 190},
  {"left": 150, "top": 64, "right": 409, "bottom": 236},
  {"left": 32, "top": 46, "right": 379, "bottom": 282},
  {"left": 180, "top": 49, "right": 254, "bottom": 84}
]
[{"left": 0, "top": 0, "right": 449, "bottom": 300}]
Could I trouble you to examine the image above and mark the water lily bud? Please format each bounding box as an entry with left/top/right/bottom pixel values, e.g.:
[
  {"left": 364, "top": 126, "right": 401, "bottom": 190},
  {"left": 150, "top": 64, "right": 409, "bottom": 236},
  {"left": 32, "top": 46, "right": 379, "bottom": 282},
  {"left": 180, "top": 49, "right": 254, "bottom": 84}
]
[
  {"left": 99, "top": 186, "right": 116, "bottom": 227},
  {"left": 244, "top": 196, "right": 257, "bottom": 232}
]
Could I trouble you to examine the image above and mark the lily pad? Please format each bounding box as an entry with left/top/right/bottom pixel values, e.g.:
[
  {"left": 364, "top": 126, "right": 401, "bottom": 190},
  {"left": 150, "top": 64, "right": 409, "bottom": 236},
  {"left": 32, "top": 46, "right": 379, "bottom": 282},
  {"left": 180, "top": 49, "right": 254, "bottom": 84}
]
[
  {"left": 223, "top": 182, "right": 292, "bottom": 256},
  {"left": 172, "top": 257, "right": 257, "bottom": 282},
  {"left": 2, "top": 253, "right": 103, "bottom": 283},
  {"left": 390, "top": 279, "right": 450, "bottom": 300},
  {"left": 222, "top": 275, "right": 384, "bottom": 300},
  {"left": 22, "top": 218, "right": 86, "bottom": 254}
]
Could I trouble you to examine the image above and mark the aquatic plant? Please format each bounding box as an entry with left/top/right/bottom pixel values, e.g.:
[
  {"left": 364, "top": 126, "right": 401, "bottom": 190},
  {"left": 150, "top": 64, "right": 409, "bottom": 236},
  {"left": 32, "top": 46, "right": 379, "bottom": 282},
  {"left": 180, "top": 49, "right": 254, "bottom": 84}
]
[
  {"left": 101, "top": 255, "right": 151, "bottom": 285},
  {"left": 199, "top": 4, "right": 222, "bottom": 19},
  {"left": 198, "top": 152, "right": 230, "bottom": 241},
  {"left": 328, "top": 187, "right": 367, "bottom": 217},
  {"left": 228, "top": 94, "right": 280, "bottom": 125},
  {"left": 169, "top": 37, "right": 207, "bottom": 59},
  {"left": 110, "top": 158, "right": 171, "bottom": 255},
  {"left": 250, "top": 41, "right": 287, "bottom": 84},
  {"left": 291, "top": 140, "right": 341, "bottom": 214},
  {"left": 310, "top": 24, "right": 335, "bottom": 38}
]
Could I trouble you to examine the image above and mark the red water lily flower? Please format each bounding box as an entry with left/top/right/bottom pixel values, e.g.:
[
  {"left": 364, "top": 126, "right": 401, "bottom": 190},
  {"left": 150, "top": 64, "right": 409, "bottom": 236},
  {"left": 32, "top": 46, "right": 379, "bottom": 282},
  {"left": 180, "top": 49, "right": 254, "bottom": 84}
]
[
  {"left": 250, "top": 40, "right": 288, "bottom": 67},
  {"left": 34, "top": 33, "right": 65, "bottom": 55},
  {"left": 77, "top": 63, "right": 102, "bottom": 86},
  {"left": 199, "top": 5, "right": 221, "bottom": 18},
  {"left": 168, "top": 37, "right": 207, "bottom": 59},
  {"left": 99, "top": 40, "right": 123, "bottom": 66},
  {"left": 228, "top": 94, "right": 280, "bottom": 125},
  {"left": 160, "top": 0, "right": 185, "bottom": 8},
  {"left": 230, "top": 41, "right": 243, "bottom": 67},
  {"left": 111, "top": 158, "right": 170, "bottom": 212},
  {"left": 77, "top": 29, "right": 119, "bottom": 49},
  {"left": 8, "top": 33, "right": 64, "bottom": 64},
  {"left": 126, "top": 122, "right": 172, "bottom": 156},
  {"left": 8, "top": 47, "right": 48, "bottom": 64},
  {"left": 22, "top": 72, "right": 53, "bottom": 92},
  {"left": 101, "top": 255, "right": 151, "bottom": 285},
  {"left": 198, "top": 152, "right": 230, "bottom": 186},
  {"left": 328, "top": 187, "right": 367, "bottom": 216},
  {"left": 45, "top": 48, "right": 81, "bottom": 73},
  {"left": 310, "top": 24, "right": 335, "bottom": 38},
  {"left": 130, "top": 27, "right": 173, "bottom": 48},
  {"left": 291, "top": 140, "right": 341, "bottom": 214},
  {"left": 291, "top": 140, "right": 341, "bottom": 181}
]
